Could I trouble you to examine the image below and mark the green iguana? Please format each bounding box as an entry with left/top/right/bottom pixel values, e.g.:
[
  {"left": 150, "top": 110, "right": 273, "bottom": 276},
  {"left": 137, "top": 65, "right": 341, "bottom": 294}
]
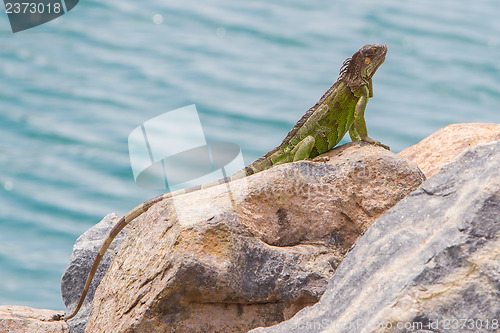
[{"left": 62, "top": 43, "right": 389, "bottom": 321}]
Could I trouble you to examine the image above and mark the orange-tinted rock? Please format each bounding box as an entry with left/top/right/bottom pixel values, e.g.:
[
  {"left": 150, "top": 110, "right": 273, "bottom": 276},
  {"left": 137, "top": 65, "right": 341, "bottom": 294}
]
[{"left": 399, "top": 123, "right": 500, "bottom": 178}]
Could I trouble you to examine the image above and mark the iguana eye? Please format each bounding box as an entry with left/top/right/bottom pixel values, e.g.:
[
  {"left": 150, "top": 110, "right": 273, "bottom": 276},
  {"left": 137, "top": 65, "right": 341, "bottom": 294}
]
[{"left": 365, "top": 57, "right": 371, "bottom": 64}]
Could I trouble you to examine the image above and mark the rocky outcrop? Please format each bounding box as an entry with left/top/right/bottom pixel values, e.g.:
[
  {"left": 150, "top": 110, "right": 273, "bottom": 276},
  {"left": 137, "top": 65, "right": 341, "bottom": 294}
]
[
  {"left": 0, "top": 306, "right": 68, "bottom": 333},
  {"left": 251, "top": 140, "right": 500, "bottom": 333},
  {"left": 61, "top": 213, "right": 128, "bottom": 333},
  {"left": 399, "top": 123, "right": 500, "bottom": 178},
  {"left": 83, "top": 142, "right": 424, "bottom": 333}
]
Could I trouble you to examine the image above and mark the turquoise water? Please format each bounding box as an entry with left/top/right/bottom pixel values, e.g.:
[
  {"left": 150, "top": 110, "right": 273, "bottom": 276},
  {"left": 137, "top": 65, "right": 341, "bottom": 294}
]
[{"left": 0, "top": 0, "right": 499, "bottom": 309}]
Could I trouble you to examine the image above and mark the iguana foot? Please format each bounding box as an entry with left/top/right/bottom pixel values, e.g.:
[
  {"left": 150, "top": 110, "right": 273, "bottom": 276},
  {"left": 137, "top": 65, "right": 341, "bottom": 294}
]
[
  {"left": 375, "top": 141, "right": 390, "bottom": 150},
  {"left": 362, "top": 136, "right": 390, "bottom": 151}
]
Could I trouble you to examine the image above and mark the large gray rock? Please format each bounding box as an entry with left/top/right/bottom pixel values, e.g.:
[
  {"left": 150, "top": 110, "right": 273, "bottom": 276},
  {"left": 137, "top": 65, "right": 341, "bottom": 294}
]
[
  {"left": 251, "top": 141, "right": 500, "bottom": 333},
  {"left": 84, "top": 142, "right": 424, "bottom": 333},
  {"left": 60, "top": 213, "right": 127, "bottom": 333}
]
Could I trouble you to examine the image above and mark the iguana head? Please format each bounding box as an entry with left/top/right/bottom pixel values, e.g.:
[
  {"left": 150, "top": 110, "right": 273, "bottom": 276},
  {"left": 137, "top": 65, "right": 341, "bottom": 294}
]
[{"left": 340, "top": 44, "right": 387, "bottom": 89}]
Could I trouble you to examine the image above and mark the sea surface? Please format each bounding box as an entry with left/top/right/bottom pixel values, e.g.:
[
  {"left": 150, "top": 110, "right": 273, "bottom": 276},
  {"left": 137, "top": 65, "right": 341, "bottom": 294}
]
[{"left": 0, "top": 0, "right": 499, "bottom": 309}]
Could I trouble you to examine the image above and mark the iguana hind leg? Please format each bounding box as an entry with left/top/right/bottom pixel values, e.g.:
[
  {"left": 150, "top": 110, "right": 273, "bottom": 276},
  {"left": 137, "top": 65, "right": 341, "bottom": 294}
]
[
  {"left": 291, "top": 135, "right": 316, "bottom": 161},
  {"left": 349, "top": 125, "right": 361, "bottom": 142}
]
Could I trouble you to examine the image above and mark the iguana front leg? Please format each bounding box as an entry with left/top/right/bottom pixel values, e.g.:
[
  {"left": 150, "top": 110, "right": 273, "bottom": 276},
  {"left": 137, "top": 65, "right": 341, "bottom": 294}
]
[{"left": 350, "top": 86, "right": 390, "bottom": 150}]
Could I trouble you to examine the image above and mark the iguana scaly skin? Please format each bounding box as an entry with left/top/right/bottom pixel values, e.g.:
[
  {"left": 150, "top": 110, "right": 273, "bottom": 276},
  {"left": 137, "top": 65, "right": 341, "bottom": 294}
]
[{"left": 63, "top": 44, "right": 389, "bottom": 320}]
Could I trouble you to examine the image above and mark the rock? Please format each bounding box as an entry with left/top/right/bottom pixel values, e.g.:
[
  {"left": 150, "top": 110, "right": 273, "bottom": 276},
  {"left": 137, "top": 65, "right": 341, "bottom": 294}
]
[
  {"left": 399, "top": 123, "right": 500, "bottom": 178},
  {"left": 60, "top": 213, "right": 128, "bottom": 333},
  {"left": 84, "top": 142, "right": 424, "bottom": 333},
  {"left": 250, "top": 140, "right": 500, "bottom": 333},
  {"left": 0, "top": 305, "right": 69, "bottom": 333}
]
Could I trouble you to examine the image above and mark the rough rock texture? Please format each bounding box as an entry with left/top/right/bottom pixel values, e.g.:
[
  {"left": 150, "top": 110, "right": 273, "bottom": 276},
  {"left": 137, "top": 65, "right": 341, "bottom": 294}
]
[
  {"left": 0, "top": 306, "right": 69, "bottom": 333},
  {"left": 251, "top": 140, "right": 500, "bottom": 333},
  {"left": 61, "top": 213, "right": 127, "bottom": 333},
  {"left": 399, "top": 123, "right": 500, "bottom": 178},
  {"left": 84, "top": 142, "right": 424, "bottom": 333}
]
